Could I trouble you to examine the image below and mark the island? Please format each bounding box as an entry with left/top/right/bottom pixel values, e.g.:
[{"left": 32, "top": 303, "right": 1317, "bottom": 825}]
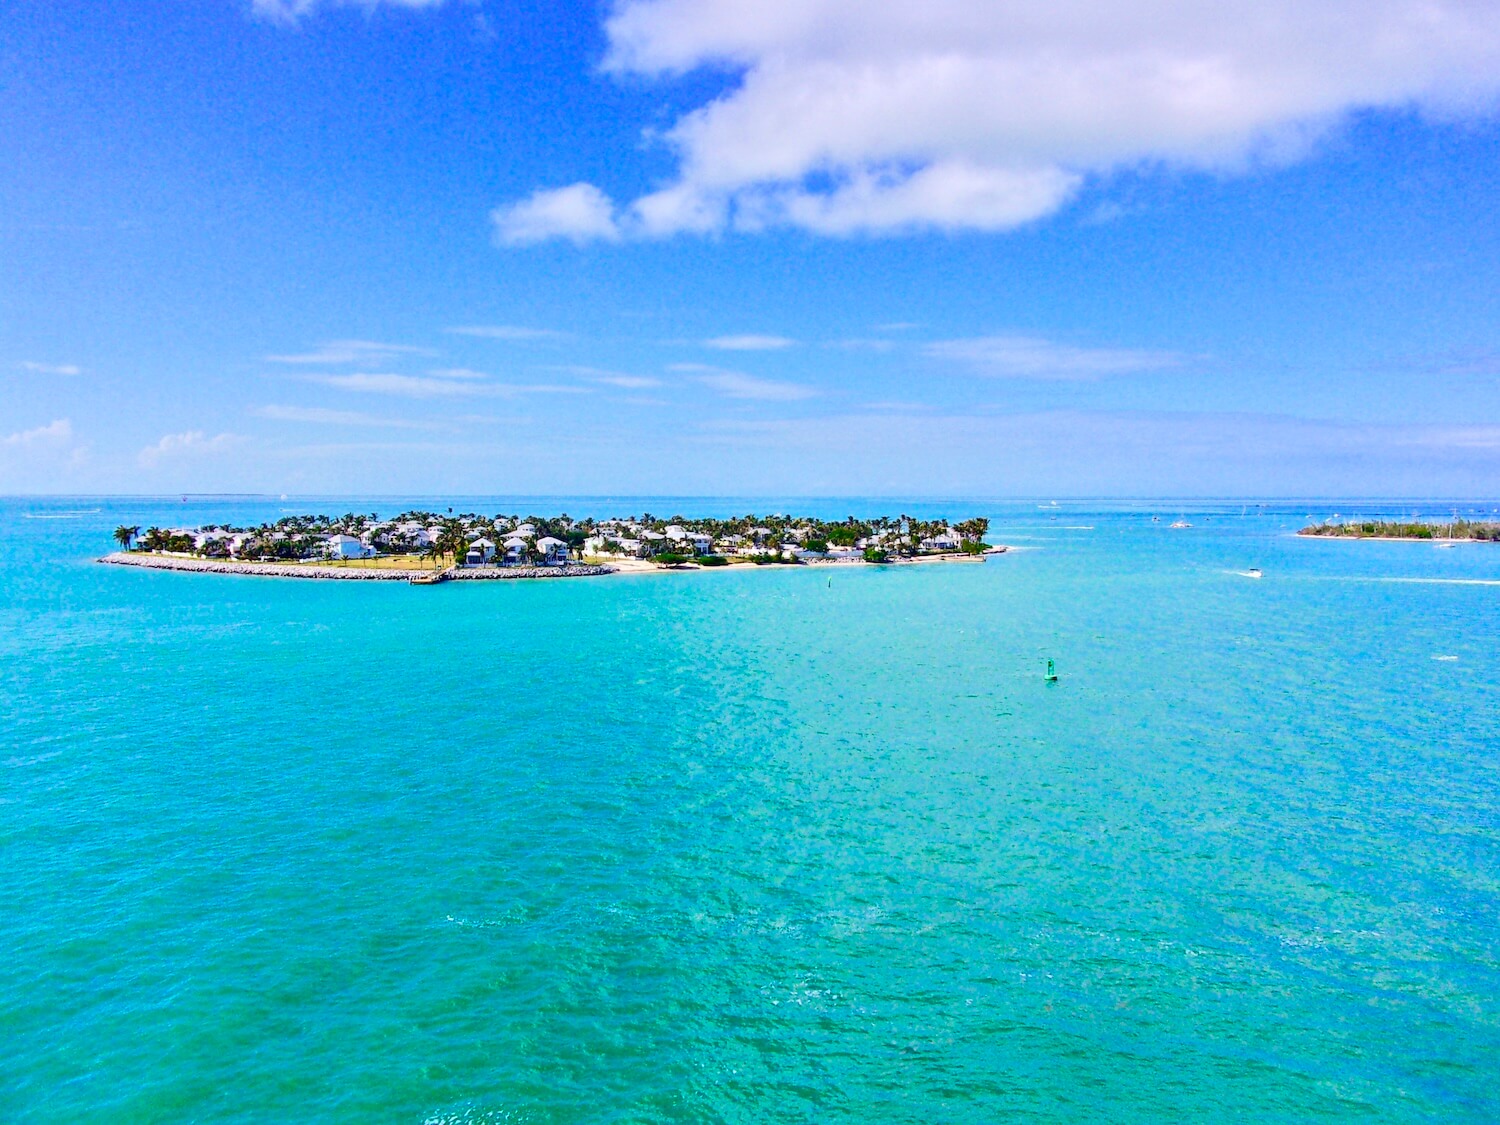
[
  {"left": 101, "top": 510, "right": 1005, "bottom": 582},
  {"left": 1299, "top": 518, "right": 1500, "bottom": 541}
]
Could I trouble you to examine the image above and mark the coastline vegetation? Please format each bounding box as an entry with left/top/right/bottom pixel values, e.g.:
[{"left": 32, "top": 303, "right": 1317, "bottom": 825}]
[{"left": 1299, "top": 519, "right": 1500, "bottom": 541}]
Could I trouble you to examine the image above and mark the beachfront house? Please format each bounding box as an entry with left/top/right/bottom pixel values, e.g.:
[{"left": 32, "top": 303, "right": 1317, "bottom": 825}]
[
  {"left": 686, "top": 532, "right": 713, "bottom": 554},
  {"left": 465, "top": 538, "right": 496, "bottom": 565},
  {"left": 536, "top": 536, "right": 570, "bottom": 565},
  {"left": 502, "top": 537, "right": 529, "bottom": 565},
  {"left": 920, "top": 530, "right": 961, "bottom": 551},
  {"left": 327, "top": 534, "right": 373, "bottom": 560}
]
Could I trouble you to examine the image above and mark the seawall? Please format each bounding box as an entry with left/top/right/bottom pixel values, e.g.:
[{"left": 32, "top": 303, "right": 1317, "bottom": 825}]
[{"left": 99, "top": 553, "right": 615, "bottom": 581}]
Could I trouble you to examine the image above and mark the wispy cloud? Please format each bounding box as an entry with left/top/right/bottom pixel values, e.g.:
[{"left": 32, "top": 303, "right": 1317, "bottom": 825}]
[
  {"left": 670, "top": 363, "right": 815, "bottom": 401},
  {"left": 425, "top": 367, "right": 491, "bottom": 380},
  {"left": 1396, "top": 424, "right": 1500, "bottom": 450},
  {"left": 549, "top": 364, "right": 665, "bottom": 389},
  {"left": 829, "top": 338, "right": 897, "bottom": 353},
  {"left": 1421, "top": 350, "right": 1500, "bottom": 377},
  {"left": 17, "top": 361, "right": 83, "bottom": 376},
  {"left": 927, "top": 335, "right": 1183, "bottom": 379},
  {"left": 266, "top": 340, "right": 435, "bottom": 365},
  {"left": 4, "top": 418, "right": 73, "bottom": 446},
  {"left": 138, "top": 430, "right": 241, "bottom": 466},
  {"left": 312, "top": 373, "right": 490, "bottom": 398},
  {"left": 704, "top": 334, "right": 796, "bottom": 351},
  {"left": 253, "top": 405, "right": 443, "bottom": 429},
  {"left": 250, "top": 0, "right": 449, "bottom": 27},
  {"left": 446, "top": 325, "right": 570, "bottom": 342},
  {"left": 596, "top": 374, "right": 664, "bottom": 389},
  {"left": 312, "top": 372, "right": 588, "bottom": 399}
]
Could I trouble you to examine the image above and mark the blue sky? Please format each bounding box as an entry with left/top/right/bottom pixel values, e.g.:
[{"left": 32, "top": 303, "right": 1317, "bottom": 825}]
[{"left": 3, "top": 0, "right": 1499, "bottom": 496}]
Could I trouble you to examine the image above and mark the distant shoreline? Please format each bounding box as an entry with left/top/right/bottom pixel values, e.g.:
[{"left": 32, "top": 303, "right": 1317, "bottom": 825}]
[
  {"left": 1297, "top": 516, "right": 1500, "bottom": 542},
  {"left": 1295, "top": 533, "right": 1486, "bottom": 543},
  {"left": 99, "top": 548, "right": 1003, "bottom": 582}
]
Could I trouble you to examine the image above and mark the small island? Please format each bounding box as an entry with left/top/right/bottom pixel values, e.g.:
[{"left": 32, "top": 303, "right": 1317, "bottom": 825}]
[
  {"left": 1299, "top": 518, "right": 1500, "bottom": 541},
  {"left": 102, "top": 510, "right": 1004, "bottom": 582}
]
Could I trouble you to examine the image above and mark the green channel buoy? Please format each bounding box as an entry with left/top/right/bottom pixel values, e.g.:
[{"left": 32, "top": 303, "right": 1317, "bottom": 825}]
[{"left": 1044, "top": 658, "right": 1058, "bottom": 682}]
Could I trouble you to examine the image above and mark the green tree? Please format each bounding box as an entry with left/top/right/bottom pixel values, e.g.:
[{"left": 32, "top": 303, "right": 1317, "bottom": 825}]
[
  {"left": 435, "top": 522, "right": 467, "bottom": 565},
  {"left": 113, "top": 525, "right": 139, "bottom": 551},
  {"left": 956, "top": 517, "right": 989, "bottom": 552}
]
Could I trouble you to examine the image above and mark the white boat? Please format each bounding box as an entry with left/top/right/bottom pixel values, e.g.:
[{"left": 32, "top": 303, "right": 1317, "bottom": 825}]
[
  {"left": 1170, "top": 519, "right": 1191, "bottom": 529},
  {"left": 1244, "top": 568, "right": 1263, "bottom": 579}
]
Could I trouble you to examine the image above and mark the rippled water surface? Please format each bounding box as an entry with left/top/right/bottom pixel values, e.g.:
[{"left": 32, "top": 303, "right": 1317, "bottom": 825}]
[{"left": 3, "top": 497, "right": 1499, "bottom": 1122}]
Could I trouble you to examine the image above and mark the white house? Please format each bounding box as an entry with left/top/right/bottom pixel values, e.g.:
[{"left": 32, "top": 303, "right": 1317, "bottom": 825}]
[
  {"left": 920, "top": 530, "right": 961, "bottom": 551},
  {"left": 536, "top": 536, "right": 569, "bottom": 565},
  {"left": 502, "top": 537, "right": 529, "bottom": 565},
  {"left": 465, "top": 537, "right": 496, "bottom": 565},
  {"left": 327, "top": 534, "right": 373, "bottom": 560},
  {"left": 686, "top": 532, "right": 713, "bottom": 554}
]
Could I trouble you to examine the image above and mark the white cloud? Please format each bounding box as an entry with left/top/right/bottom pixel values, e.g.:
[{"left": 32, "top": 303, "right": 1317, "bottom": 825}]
[
  {"left": 266, "top": 340, "right": 434, "bottom": 365},
  {"left": 675, "top": 365, "right": 815, "bottom": 401},
  {"left": 18, "top": 361, "right": 83, "bottom": 376},
  {"left": 546, "top": 365, "right": 664, "bottom": 389},
  {"left": 425, "top": 367, "right": 491, "bottom": 380},
  {"left": 253, "top": 405, "right": 441, "bottom": 428},
  {"left": 251, "top": 0, "right": 448, "bottom": 25},
  {"left": 596, "top": 374, "right": 665, "bottom": 389},
  {"left": 829, "top": 338, "right": 897, "bottom": 353},
  {"left": 138, "top": 430, "right": 241, "bottom": 466},
  {"left": 499, "top": 0, "right": 1500, "bottom": 240},
  {"left": 4, "top": 418, "right": 73, "bottom": 446},
  {"left": 684, "top": 408, "right": 1500, "bottom": 495},
  {"left": 1398, "top": 424, "right": 1500, "bottom": 450},
  {"left": 446, "top": 325, "right": 569, "bottom": 341},
  {"left": 927, "top": 335, "right": 1183, "bottom": 379},
  {"left": 313, "top": 372, "right": 588, "bottom": 398},
  {"left": 492, "top": 183, "right": 621, "bottom": 246},
  {"left": 704, "top": 334, "right": 796, "bottom": 351},
  {"left": 314, "top": 373, "right": 489, "bottom": 398}
]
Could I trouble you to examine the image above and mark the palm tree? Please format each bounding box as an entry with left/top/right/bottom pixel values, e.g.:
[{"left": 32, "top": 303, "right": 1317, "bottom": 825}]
[
  {"left": 113, "top": 525, "right": 139, "bottom": 551},
  {"left": 438, "top": 523, "right": 468, "bottom": 567}
]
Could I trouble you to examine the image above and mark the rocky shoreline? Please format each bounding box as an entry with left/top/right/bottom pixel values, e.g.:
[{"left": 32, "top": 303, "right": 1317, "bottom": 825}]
[{"left": 99, "top": 553, "right": 615, "bottom": 581}]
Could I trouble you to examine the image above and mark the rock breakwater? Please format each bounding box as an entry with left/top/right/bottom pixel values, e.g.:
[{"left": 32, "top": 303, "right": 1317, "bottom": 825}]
[{"left": 100, "top": 553, "right": 614, "bottom": 581}]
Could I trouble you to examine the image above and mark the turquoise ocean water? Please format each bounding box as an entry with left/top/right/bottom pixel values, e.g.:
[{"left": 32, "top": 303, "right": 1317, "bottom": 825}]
[{"left": 3, "top": 496, "right": 1499, "bottom": 1122}]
